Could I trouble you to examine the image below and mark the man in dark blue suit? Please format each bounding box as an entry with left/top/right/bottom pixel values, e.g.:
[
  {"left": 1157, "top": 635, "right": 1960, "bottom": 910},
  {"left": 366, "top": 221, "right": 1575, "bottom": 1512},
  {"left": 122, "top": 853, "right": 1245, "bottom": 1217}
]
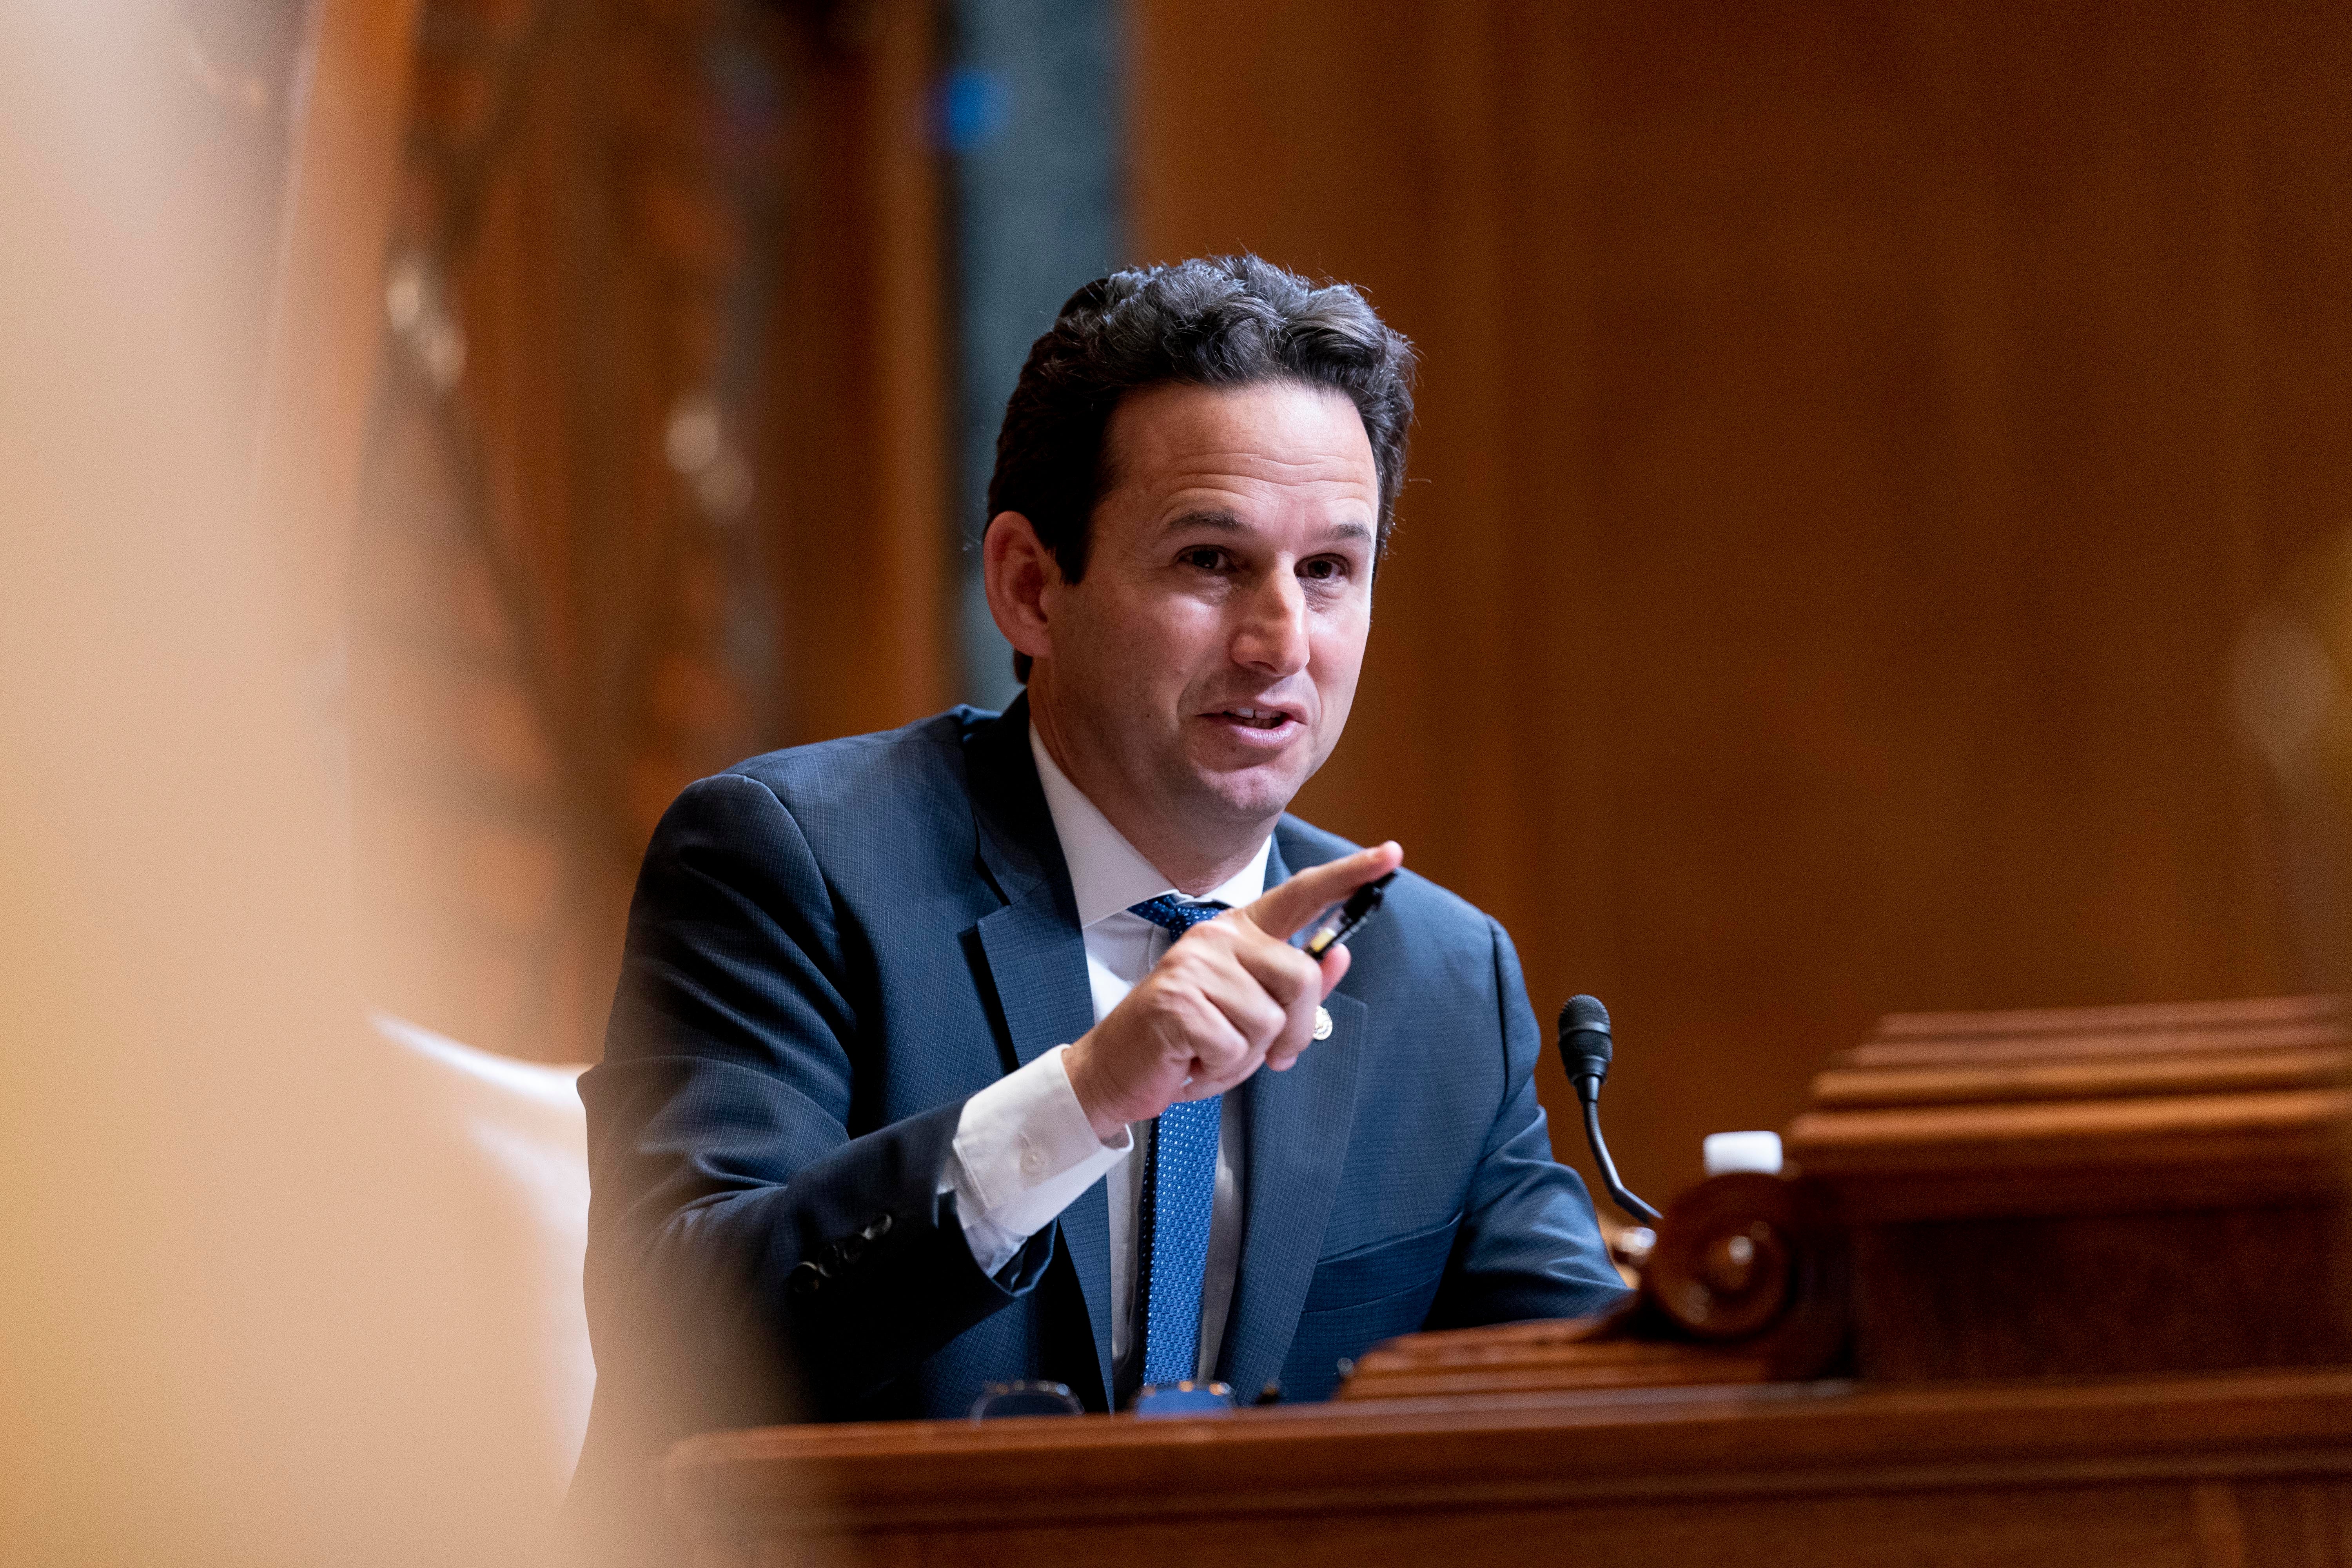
[{"left": 568, "top": 256, "right": 1628, "bottom": 1542}]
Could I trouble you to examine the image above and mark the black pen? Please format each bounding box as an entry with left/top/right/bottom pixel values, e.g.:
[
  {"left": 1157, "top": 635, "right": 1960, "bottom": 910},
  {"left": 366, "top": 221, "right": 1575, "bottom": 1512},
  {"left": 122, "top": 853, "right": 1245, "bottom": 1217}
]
[{"left": 1303, "top": 871, "right": 1397, "bottom": 958}]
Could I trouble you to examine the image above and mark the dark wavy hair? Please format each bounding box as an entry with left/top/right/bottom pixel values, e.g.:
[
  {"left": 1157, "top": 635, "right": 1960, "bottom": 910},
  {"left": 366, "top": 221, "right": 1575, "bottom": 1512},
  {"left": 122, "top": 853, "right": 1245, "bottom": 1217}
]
[{"left": 985, "top": 254, "right": 1417, "bottom": 681}]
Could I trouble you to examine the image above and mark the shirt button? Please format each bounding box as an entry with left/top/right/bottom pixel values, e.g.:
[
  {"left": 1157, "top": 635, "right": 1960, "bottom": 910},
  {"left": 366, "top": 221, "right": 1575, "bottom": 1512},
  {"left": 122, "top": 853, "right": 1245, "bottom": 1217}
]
[{"left": 1021, "top": 1148, "right": 1046, "bottom": 1176}]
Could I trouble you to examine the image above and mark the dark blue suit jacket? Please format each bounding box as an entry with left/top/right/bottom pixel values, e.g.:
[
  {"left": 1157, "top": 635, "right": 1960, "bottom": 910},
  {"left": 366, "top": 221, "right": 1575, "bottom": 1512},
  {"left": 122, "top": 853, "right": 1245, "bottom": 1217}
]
[{"left": 568, "top": 697, "right": 1626, "bottom": 1515}]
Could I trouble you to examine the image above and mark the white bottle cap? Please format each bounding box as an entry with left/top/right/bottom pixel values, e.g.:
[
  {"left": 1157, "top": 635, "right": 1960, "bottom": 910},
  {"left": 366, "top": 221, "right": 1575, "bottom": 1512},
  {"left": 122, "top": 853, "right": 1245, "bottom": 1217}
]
[{"left": 1703, "top": 1130, "right": 1783, "bottom": 1176}]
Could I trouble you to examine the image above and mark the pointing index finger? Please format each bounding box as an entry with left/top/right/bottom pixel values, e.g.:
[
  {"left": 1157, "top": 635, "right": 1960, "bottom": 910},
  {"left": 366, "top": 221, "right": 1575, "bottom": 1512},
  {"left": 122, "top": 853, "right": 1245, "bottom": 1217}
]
[{"left": 1240, "top": 842, "right": 1404, "bottom": 942}]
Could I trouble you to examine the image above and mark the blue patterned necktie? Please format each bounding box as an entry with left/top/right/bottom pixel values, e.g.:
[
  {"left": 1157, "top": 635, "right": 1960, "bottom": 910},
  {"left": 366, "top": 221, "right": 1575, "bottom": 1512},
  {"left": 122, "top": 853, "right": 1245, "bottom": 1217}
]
[{"left": 1127, "top": 894, "right": 1227, "bottom": 1387}]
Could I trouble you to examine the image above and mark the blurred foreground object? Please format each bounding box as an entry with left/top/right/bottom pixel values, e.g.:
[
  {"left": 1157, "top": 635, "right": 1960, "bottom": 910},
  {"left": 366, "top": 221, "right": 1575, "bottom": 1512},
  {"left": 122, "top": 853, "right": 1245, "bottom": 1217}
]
[
  {"left": 0, "top": 0, "right": 587, "bottom": 1561},
  {"left": 666, "top": 997, "right": 2352, "bottom": 1564}
]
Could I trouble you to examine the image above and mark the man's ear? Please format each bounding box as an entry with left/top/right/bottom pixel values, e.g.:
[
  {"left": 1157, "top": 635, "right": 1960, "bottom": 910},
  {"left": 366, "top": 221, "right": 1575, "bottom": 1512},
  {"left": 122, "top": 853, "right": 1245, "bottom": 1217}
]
[{"left": 980, "top": 510, "right": 1058, "bottom": 667}]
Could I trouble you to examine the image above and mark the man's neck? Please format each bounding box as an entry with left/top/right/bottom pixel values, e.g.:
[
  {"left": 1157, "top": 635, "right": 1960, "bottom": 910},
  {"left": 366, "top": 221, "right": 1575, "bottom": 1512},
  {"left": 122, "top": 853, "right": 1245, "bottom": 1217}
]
[{"left": 1028, "top": 702, "right": 1272, "bottom": 899}]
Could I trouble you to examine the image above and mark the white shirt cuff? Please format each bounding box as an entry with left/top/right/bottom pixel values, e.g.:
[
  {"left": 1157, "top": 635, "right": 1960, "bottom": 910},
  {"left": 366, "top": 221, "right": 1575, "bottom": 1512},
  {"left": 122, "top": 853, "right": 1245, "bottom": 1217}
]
[{"left": 942, "top": 1045, "right": 1132, "bottom": 1278}]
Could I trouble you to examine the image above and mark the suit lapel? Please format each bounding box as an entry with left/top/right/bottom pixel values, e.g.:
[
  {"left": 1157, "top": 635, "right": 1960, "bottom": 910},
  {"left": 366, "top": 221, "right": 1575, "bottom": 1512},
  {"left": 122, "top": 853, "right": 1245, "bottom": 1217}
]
[
  {"left": 964, "top": 693, "right": 1092, "bottom": 1076},
  {"left": 963, "top": 697, "right": 1114, "bottom": 1402},
  {"left": 1221, "top": 833, "right": 1369, "bottom": 1396}
]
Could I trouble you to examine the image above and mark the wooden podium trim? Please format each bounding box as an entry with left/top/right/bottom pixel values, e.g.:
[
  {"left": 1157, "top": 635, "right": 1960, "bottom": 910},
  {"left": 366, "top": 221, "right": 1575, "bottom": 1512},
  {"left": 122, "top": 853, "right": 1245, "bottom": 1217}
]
[
  {"left": 1338, "top": 1316, "right": 1777, "bottom": 1400},
  {"left": 1786, "top": 995, "right": 2352, "bottom": 1221},
  {"left": 1809, "top": 1046, "right": 2350, "bottom": 1108},
  {"left": 1867, "top": 994, "right": 2346, "bottom": 1045}
]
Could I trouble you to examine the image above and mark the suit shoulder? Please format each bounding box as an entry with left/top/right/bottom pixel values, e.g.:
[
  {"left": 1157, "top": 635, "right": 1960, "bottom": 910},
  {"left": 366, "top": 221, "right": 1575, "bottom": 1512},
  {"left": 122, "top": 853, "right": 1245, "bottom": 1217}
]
[
  {"left": 1274, "top": 815, "right": 1498, "bottom": 947},
  {"left": 720, "top": 707, "right": 987, "bottom": 821},
  {"left": 655, "top": 710, "right": 994, "bottom": 897}
]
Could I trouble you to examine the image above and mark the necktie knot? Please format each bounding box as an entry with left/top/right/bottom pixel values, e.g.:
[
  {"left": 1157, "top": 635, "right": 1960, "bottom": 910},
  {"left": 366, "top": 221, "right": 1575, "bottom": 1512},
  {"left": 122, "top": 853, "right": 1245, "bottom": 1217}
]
[{"left": 1128, "top": 895, "right": 1227, "bottom": 937}]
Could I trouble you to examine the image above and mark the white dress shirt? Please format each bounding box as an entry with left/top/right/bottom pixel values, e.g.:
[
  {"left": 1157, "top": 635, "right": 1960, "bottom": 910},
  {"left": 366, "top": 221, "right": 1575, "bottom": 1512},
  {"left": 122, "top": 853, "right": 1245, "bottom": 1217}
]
[{"left": 937, "top": 725, "right": 1270, "bottom": 1387}]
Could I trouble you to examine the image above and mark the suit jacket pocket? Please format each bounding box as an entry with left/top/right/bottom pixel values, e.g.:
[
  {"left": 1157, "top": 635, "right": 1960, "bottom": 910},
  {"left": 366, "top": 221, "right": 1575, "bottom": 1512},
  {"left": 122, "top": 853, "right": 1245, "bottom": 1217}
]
[{"left": 1299, "top": 1211, "right": 1463, "bottom": 1316}]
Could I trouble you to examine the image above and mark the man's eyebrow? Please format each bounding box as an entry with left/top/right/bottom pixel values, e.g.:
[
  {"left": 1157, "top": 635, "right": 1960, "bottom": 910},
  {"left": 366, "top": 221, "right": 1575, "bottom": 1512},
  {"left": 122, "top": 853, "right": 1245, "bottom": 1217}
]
[
  {"left": 1157, "top": 508, "right": 1247, "bottom": 536},
  {"left": 1157, "top": 510, "right": 1375, "bottom": 545}
]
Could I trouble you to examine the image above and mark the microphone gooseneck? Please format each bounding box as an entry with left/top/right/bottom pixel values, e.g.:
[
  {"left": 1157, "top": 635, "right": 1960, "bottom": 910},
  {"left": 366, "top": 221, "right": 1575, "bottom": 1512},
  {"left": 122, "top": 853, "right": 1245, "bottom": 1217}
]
[{"left": 1557, "top": 995, "right": 1661, "bottom": 1224}]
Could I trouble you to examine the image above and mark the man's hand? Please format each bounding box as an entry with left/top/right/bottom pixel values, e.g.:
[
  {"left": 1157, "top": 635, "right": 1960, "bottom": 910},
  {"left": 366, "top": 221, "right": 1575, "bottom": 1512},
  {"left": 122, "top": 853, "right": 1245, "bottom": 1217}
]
[{"left": 1063, "top": 842, "right": 1405, "bottom": 1143}]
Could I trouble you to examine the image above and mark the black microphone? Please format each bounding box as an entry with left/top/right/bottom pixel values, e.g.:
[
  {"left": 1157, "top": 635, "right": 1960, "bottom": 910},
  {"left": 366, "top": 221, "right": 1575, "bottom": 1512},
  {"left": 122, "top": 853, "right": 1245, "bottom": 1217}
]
[{"left": 1558, "top": 995, "right": 1660, "bottom": 1223}]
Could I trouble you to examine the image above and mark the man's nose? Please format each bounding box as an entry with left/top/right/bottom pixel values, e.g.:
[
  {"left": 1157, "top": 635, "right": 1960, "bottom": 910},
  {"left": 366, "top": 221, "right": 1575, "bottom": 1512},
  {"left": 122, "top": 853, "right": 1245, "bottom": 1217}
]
[{"left": 1232, "top": 571, "right": 1310, "bottom": 675}]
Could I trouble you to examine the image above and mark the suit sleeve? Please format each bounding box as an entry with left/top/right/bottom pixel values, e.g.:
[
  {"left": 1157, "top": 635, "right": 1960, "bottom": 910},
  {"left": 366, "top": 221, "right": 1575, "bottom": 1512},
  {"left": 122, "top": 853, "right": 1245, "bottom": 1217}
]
[
  {"left": 578, "top": 772, "right": 1050, "bottom": 1429},
  {"left": 1426, "top": 919, "right": 1633, "bottom": 1328}
]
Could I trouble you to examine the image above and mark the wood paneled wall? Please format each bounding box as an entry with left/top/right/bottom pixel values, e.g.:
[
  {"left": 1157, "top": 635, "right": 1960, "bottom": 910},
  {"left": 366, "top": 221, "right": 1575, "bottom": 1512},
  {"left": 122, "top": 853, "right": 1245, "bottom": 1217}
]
[
  {"left": 350, "top": 0, "right": 950, "bottom": 1063},
  {"left": 762, "top": 0, "right": 953, "bottom": 748},
  {"left": 1131, "top": 0, "right": 2352, "bottom": 1194}
]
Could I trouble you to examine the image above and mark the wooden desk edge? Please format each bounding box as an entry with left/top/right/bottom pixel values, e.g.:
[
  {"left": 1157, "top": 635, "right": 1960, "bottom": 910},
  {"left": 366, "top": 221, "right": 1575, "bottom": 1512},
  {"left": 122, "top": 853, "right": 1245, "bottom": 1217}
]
[{"left": 664, "top": 1367, "right": 2352, "bottom": 1535}]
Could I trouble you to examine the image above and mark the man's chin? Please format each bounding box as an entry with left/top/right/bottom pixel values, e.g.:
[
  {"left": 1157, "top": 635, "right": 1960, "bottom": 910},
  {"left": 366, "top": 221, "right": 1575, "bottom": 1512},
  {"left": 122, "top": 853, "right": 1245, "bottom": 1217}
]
[{"left": 1182, "top": 759, "right": 1311, "bottom": 827}]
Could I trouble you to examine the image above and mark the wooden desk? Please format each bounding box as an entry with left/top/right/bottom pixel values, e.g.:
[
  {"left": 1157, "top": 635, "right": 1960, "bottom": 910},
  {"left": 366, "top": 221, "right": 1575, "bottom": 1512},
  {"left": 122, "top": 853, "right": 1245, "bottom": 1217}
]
[
  {"left": 664, "top": 997, "right": 2352, "bottom": 1566},
  {"left": 667, "top": 1368, "right": 2352, "bottom": 1566}
]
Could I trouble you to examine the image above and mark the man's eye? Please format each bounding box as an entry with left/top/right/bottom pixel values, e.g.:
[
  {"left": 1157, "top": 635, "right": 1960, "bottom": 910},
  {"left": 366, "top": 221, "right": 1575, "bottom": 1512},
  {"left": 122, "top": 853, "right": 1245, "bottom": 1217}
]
[
  {"left": 1300, "top": 557, "right": 1345, "bottom": 582},
  {"left": 1180, "top": 547, "right": 1229, "bottom": 571}
]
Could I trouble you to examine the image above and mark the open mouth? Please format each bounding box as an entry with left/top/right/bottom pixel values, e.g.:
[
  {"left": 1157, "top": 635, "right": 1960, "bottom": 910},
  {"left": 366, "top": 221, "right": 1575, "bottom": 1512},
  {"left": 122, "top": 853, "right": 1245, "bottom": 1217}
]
[{"left": 1211, "top": 705, "right": 1297, "bottom": 732}]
